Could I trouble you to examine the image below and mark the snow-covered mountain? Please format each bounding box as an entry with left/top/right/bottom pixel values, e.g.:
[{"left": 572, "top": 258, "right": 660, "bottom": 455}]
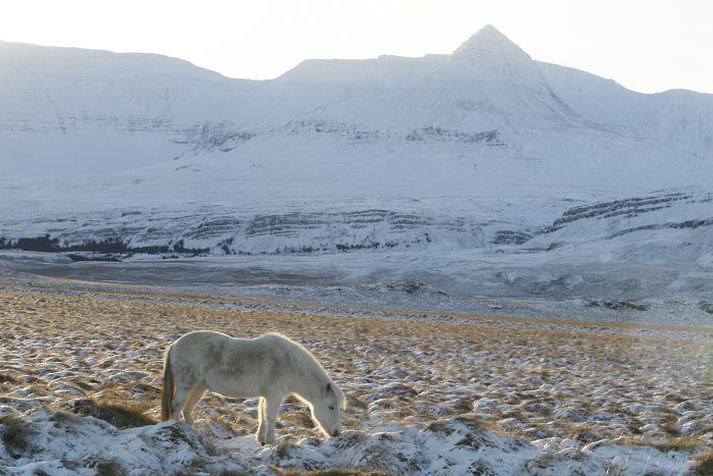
[{"left": 1, "top": 26, "right": 712, "bottom": 270}]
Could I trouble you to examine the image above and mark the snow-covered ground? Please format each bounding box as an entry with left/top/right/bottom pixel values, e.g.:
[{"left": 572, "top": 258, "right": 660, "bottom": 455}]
[{"left": 1, "top": 411, "right": 698, "bottom": 475}]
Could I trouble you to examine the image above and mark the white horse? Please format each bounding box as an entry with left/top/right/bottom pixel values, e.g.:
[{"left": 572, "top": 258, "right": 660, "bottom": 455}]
[{"left": 161, "top": 330, "right": 346, "bottom": 444}]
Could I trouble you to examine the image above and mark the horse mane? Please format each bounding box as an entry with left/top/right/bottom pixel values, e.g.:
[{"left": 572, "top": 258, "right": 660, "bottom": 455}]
[{"left": 261, "top": 332, "right": 346, "bottom": 409}]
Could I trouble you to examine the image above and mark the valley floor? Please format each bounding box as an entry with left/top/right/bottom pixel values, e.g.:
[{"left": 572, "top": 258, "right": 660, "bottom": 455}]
[{"left": 0, "top": 278, "right": 712, "bottom": 474}]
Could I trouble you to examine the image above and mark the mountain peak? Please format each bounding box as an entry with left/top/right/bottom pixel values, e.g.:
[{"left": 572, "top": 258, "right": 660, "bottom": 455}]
[{"left": 451, "top": 25, "right": 531, "bottom": 63}]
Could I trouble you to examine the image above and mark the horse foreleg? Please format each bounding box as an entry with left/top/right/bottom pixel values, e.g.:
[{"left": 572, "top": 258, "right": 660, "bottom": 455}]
[
  {"left": 256, "top": 397, "right": 268, "bottom": 444},
  {"left": 256, "top": 394, "right": 282, "bottom": 445},
  {"left": 182, "top": 385, "right": 206, "bottom": 425},
  {"left": 264, "top": 393, "right": 282, "bottom": 444}
]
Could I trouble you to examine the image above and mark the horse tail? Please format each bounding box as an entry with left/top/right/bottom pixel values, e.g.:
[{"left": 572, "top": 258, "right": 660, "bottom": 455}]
[{"left": 161, "top": 344, "right": 175, "bottom": 421}]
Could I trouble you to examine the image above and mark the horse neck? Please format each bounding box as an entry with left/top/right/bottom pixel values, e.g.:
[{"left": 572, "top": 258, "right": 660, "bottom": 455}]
[{"left": 289, "top": 350, "right": 328, "bottom": 403}]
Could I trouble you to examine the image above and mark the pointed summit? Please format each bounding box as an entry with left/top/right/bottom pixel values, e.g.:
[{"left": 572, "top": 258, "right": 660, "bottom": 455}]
[
  {"left": 438, "top": 25, "right": 543, "bottom": 88},
  {"left": 451, "top": 25, "right": 531, "bottom": 64}
]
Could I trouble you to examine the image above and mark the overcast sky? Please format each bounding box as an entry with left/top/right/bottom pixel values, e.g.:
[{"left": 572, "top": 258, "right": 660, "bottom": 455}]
[{"left": 2, "top": 0, "right": 711, "bottom": 94}]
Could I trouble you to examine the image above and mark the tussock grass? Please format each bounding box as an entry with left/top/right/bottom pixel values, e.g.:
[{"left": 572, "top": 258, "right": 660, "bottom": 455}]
[
  {"left": 652, "top": 437, "right": 701, "bottom": 452},
  {"left": 0, "top": 287, "right": 711, "bottom": 457},
  {"left": 49, "top": 411, "right": 82, "bottom": 426},
  {"left": 627, "top": 436, "right": 701, "bottom": 452},
  {"left": 267, "top": 465, "right": 388, "bottom": 475},
  {"left": 565, "top": 424, "right": 600, "bottom": 444},
  {"left": 82, "top": 456, "right": 127, "bottom": 476},
  {"left": 209, "top": 470, "right": 254, "bottom": 476},
  {"left": 16, "top": 384, "right": 51, "bottom": 397},
  {"left": 0, "top": 373, "right": 19, "bottom": 385},
  {"left": 279, "top": 407, "right": 314, "bottom": 429},
  {"left": 68, "top": 399, "right": 156, "bottom": 429},
  {"left": 663, "top": 393, "right": 687, "bottom": 403},
  {"left": 128, "top": 382, "right": 161, "bottom": 398},
  {"left": 304, "top": 471, "right": 389, "bottom": 476},
  {"left": 0, "top": 414, "right": 35, "bottom": 458},
  {"left": 345, "top": 394, "right": 368, "bottom": 410},
  {"left": 692, "top": 450, "right": 713, "bottom": 475}
]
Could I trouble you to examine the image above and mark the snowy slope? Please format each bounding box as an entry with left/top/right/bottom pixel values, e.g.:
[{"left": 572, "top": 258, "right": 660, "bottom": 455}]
[
  {"left": 0, "top": 40, "right": 257, "bottom": 178},
  {"left": 539, "top": 61, "right": 713, "bottom": 150},
  {"left": 1, "top": 26, "right": 712, "bottom": 271},
  {"left": 2, "top": 25, "right": 711, "bottom": 178}
]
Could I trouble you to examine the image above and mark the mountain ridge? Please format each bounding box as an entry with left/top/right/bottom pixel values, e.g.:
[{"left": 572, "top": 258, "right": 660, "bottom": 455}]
[{"left": 1, "top": 26, "right": 711, "bottom": 267}]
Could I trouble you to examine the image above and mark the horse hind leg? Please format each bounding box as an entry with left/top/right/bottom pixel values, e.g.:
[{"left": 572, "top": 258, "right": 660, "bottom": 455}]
[
  {"left": 170, "top": 381, "right": 194, "bottom": 421},
  {"left": 181, "top": 385, "right": 206, "bottom": 425}
]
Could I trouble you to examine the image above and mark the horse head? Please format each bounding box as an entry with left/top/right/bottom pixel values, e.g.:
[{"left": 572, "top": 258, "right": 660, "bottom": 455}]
[{"left": 310, "top": 381, "right": 345, "bottom": 437}]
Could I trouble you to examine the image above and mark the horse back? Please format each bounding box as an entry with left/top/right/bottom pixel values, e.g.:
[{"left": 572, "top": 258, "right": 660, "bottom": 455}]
[{"left": 171, "top": 330, "right": 289, "bottom": 397}]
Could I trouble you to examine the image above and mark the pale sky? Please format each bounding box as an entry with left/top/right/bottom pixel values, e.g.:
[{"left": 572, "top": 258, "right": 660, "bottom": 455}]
[{"left": 1, "top": 0, "right": 711, "bottom": 94}]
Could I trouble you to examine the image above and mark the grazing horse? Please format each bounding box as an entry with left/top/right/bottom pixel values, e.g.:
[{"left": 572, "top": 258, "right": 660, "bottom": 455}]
[{"left": 161, "top": 330, "right": 346, "bottom": 444}]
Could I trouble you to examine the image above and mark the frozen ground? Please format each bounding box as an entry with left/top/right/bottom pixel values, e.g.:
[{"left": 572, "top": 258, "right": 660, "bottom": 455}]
[
  {"left": 2, "top": 250, "right": 713, "bottom": 329},
  {"left": 0, "top": 280, "right": 711, "bottom": 474}
]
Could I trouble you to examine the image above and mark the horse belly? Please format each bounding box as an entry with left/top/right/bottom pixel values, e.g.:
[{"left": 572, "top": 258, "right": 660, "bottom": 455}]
[{"left": 203, "top": 367, "right": 262, "bottom": 398}]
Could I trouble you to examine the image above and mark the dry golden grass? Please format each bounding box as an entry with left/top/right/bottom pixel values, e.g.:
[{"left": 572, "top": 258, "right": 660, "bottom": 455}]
[
  {"left": 692, "top": 450, "right": 713, "bottom": 475},
  {"left": 9, "top": 278, "right": 713, "bottom": 335},
  {"left": 626, "top": 436, "right": 702, "bottom": 452},
  {"left": 0, "top": 286, "right": 712, "bottom": 452}
]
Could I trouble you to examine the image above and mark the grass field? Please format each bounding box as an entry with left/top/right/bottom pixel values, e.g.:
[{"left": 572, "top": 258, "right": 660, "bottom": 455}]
[{"left": 0, "top": 281, "right": 712, "bottom": 473}]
